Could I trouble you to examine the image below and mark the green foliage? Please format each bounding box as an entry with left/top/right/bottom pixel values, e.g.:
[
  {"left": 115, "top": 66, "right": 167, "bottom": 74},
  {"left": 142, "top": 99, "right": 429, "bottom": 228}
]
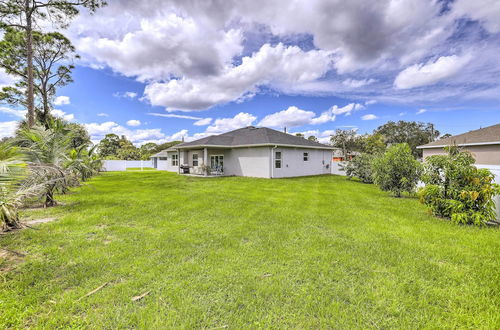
[
  {"left": 330, "top": 129, "right": 363, "bottom": 158},
  {"left": 342, "top": 153, "right": 375, "bottom": 183},
  {"left": 419, "top": 147, "right": 500, "bottom": 226},
  {"left": 360, "top": 133, "right": 386, "bottom": 154},
  {"left": 307, "top": 135, "right": 318, "bottom": 142},
  {"left": 374, "top": 121, "right": 439, "bottom": 157},
  {"left": 0, "top": 28, "right": 78, "bottom": 124},
  {"left": 372, "top": 143, "right": 422, "bottom": 197},
  {"left": 97, "top": 133, "right": 120, "bottom": 158}
]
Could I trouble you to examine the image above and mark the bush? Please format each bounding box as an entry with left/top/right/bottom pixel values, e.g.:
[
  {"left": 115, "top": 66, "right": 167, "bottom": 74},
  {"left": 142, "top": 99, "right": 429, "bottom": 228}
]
[
  {"left": 372, "top": 143, "right": 422, "bottom": 197},
  {"left": 342, "top": 153, "right": 375, "bottom": 183},
  {"left": 419, "top": 147, "right": 500, "bottom": 226}
]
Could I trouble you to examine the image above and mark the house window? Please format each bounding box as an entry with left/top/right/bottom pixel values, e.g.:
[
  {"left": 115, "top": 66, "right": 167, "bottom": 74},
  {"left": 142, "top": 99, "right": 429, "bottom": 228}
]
[
  {"left": 159, "top": 157, "right": 167, "bottom": 160},
  {"left": 275, "top": 151, "right": 282, "bottom": 168},
  {"left": 210, "top": 155, "right": 224, "bottom": 169},
  {"left": 303, "top": 152, "right": 309, "bottom": 161},
  {"left": 192, "top": 153, "right": 199, "bottom": 166},
  {"left": 172, "top": 154, "right": 178, "bottom": 166}
]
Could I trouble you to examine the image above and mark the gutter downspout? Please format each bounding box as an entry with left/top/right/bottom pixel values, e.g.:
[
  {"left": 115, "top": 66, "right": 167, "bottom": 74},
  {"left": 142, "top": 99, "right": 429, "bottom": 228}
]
[{"left": 271, "top": 145, "right": 278, "bottom": 178}]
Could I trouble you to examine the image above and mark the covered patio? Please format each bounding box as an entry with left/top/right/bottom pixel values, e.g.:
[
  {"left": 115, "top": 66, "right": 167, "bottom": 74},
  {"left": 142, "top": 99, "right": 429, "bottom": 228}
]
[{"left": 176, "top": 147, "right": 227, "bottom": 176}]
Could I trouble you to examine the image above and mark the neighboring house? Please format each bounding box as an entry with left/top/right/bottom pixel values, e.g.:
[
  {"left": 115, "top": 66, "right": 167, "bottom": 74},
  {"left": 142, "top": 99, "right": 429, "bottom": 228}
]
[
  {"left": 417, "top": 123, "right": 500, "bottom": 165},
  {"left": 332, "top": 150, "right": 360, "bottom": 162},
  {"left": 152, "top": 126, "right": 336, "bottom": 178}
]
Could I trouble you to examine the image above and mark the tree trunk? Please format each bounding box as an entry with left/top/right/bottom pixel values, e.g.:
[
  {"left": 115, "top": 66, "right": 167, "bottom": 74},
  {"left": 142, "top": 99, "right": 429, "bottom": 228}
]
[{"left": 25, "top": 0, "right": 35, "bottom": 127}]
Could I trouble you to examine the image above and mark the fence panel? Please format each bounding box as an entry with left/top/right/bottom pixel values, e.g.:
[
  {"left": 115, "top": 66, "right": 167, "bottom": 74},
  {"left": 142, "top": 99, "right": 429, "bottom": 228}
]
[{"left": 102, "top": 160, "right": 154, "bottom": 172}]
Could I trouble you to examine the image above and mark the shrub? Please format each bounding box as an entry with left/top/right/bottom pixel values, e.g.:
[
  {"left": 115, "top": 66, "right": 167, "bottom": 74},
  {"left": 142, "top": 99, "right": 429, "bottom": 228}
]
[
  {"left": 372, "top": 143, "right": 422, "bottom": 197},
  {"left": 419, "top": 147, "right": 500, "bottom": 226},
  {"left": 342, "top": 153, "right": 375, "bottom": 183}
]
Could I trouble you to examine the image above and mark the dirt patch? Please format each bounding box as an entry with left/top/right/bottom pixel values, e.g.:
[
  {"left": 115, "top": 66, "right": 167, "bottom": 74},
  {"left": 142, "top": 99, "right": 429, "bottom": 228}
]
[
  {"left": 0, "top": 249, "right": 25, "bottom": 272},
  {"left": 25, "top": 218, "right": 57, "bottom": 226}
]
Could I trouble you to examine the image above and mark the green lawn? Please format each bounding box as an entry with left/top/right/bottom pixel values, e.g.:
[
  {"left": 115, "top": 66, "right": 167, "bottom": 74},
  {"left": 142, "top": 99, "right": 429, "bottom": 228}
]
[{"left": 1, "top": 172, "right": 499, "bottom": 328}]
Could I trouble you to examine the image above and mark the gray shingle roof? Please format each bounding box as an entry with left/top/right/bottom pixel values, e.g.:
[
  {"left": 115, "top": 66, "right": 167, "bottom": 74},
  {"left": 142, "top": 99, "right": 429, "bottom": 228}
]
[
  {"left": 175, "top": 126, "right": 335, "bottom": 149},
  {"left": 418, "top": 123, "right": 500, "bottom": 149}
]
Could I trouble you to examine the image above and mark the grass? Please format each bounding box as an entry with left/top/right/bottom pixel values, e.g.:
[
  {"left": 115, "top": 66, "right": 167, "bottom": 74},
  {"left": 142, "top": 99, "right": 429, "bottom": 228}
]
[
  {"left": 1, "top": 172, "right": 499, "bottom": 328},
  {"left": 125, "top": 167, "right": 156, "bottom": 171}
]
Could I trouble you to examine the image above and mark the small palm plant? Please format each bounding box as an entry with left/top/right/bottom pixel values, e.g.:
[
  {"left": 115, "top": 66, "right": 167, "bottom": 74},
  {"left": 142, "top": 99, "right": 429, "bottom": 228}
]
[
  {"left": 0, "top": 142, "right": 27, "bottom": 230},
  {"left": 66, "top": 144, "right": 102, "bottom": 181},
  {"left": 16, "top": 119, "right": 72, "bottom": 207}
]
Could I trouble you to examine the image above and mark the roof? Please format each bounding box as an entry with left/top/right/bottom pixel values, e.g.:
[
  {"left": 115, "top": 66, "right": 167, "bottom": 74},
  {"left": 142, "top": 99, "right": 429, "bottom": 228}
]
[
  {"left": 174, "top": 126, "right": 335, "bottom": 150},
  {"left": 151, "top": 148, "right": 177, "bottom": 157},
  {"left": 418, "top": 124, "right": 500, "bottom": 149}
]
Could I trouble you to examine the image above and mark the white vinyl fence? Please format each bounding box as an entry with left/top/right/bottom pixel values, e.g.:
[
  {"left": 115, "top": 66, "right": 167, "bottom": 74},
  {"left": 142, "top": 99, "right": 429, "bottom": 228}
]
[
  {"left": 102, "top": 160, "right": 153, "bottom": 172},
  {"left": 331, "top": 162, "right": 345, "bottom": 175}
]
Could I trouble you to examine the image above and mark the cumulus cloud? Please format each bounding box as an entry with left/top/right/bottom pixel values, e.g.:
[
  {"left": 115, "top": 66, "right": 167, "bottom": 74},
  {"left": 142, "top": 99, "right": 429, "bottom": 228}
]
[
  {"left": 64, "top": 0, "right": 500, "bottom": 108},
  {"left": 126, "top": 119, "right": 141, "bottom": 126},
  {"left": 330, "top": 103, "right": 365, "bottom": 116},
  {"left": 361, "top": 114, "right": 378, "bottom": 120},
  {"left": 205, "top": 112, "right": 256, "bottom": 134},
  {"left": 416, "top": 108, "right": 427, "bottom": 115},
  {"left": 52, "top": 109, "right": 75, "bottom": 121},
  {"left": 0, "top": 121, "right": 18, "bottom": 138},
  {"left": 144, "top": 43, "right": 332, "bottom": 111},
  {"left": 394, "top": 55, "right": 471, "bottom": 89},
  {"left": 54, "top": 96, "right": 70, "bottom": 105}
]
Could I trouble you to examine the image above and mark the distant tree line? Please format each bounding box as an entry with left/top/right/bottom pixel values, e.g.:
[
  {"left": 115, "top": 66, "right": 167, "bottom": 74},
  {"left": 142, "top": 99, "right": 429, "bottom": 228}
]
[{"left": 97, "top": 134, "right": 181, "bottom": 160}]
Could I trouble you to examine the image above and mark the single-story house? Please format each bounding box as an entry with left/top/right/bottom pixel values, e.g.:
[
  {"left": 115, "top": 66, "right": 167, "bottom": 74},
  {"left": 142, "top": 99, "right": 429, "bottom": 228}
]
[
  {"left": 151, "top": 126, "right": 336, "bottom": 178},
  {"left": 417, "top": 123, "right": 500, "bottom": 165}
]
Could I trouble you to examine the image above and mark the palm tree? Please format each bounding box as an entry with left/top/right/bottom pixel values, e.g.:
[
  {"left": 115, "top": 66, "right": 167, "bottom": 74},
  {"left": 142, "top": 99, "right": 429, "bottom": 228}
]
[
  {"left": 66, "top": 144, "right": 103, "bottom": 182},
  {"left": 16, "top": 119, "right": 72, "bottom": 207}
]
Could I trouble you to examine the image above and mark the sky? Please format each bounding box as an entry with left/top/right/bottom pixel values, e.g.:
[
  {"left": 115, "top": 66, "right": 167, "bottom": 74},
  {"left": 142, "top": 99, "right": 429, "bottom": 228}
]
[{"left": 1, "top": 0, "right": 500, "bottom": 145}]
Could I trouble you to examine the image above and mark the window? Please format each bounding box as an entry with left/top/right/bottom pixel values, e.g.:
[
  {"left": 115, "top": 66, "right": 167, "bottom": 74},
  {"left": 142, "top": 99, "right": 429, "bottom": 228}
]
[
  {"left": 275, "top": 151, "right": 282, "bottom": 168},
  {"left": 303, "top": 152, "right": 309, "bottom": 161},
  {"left": 192, "top": 153, "right": 199, "bottom": 166},
  {"left": 210, "top": 155, "right": 224, "bottom": 169},
  {"left": 159, "top": 157, "right": 167, "bottom": 160},
  {"left": 172, "top": 154, "right": 178, "bottom": 166}
]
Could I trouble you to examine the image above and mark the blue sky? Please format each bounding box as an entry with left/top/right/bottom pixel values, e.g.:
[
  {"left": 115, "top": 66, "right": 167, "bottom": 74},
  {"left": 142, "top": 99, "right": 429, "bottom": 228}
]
[{"left": 1, "top": 0, "right": 499, "bottom": 144}]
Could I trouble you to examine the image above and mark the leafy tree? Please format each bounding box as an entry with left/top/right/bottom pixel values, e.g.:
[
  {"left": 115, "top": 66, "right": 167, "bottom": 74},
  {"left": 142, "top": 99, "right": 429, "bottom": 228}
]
[
  {"left": 0, "top": 28, "right": 78, "bottom": 125},
  {"left": 139, "top": 142, "right": 158, "bottom": 160},
  {"left": 330, "top": 129, "right": 362, "bottom": 159},
  {"left": 374, "top": 121, "right": 439, "bottom": 157},
  {"left": 440, "top": 133, "right": 452, "bottom": 140},
  {"left": 307, "top": 135, "right": 318, "bottom": 142},
  {"left": 372, "top": 143, "right": 422, "bottom": 197},
  {"left": 155, "top": 140, "right": 181, "bottom": 152},
  {"left": 419, "top": 147, "right": 500, "bottom": 225},
  {"left": 67, "top": 122, "right": 91, "bottom": 149},
  {"left": 117, "top": 145, "right": 141, "bottom": 160},
  {"left": 98, "top": 133, "right": 120, "bottom": 158},
  {"left": 361, "top": 133, "right": 386, "bottom": 154},
  {"left": 341, "top": 153, "right": 375, "bottom": 183},
  {"left": 295, "top": 133, "right": 304, "bottom": 138},
  {"left": 0, "top": 0, "right": 105, "bottom": 127}
]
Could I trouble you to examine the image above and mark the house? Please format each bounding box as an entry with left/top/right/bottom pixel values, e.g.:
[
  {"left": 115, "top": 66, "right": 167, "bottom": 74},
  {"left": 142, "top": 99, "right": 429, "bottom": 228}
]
[
  {"left": 417, "top": 123, "right": 500, "bottom": 166},
  {"left": 151, "top": 126, "right": 336, "bottom": 178}
]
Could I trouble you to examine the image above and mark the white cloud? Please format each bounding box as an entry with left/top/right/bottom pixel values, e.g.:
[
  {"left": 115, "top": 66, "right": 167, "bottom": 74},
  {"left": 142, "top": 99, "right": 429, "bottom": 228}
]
[
  {"left": 330, "top": 103, "right": 365, "bottom": 116},
  {"left": 259, "top": 106, "right": 316, "bottom": 128},
  {"left": 148, "top": 113, "right": 202, "bottom": 120},
  {"left": 452, "top": 0, "right": 500, "bottom": 33},
  {"left": 193, "top": 117, "right": 212, "bottom": 126},
  {"left": 290, "top": 129, "right": 334, "bottom": 144},
  {"left": 51, "top": 109, "right": 75, "bottom": 121},
  {"left": 361, "top": 114, "right": 378, "bottom": 120},
  {"left": 205, "top": 112, "right": 257, "bottom": 134},
  {"left": 54, "top": 96, "right": 70, "bottom": 106},
  {"left": 0, "top": 106, "right": 25, "bottom": 118},
  {"left": 365, "top": 100, "right": 377, "bottom": 105},
  {"left": 416, "top": 108, "right": 427, "bottom": 115},
  {"left": 114, "top": 91, "right": 138, "bottom": 99},
  {"left": 0, "top": 121, "right": 18, "bottom": 138},
  {"left": 97, "top": 113, "right": 109, "bottom": 117},
  {"left": 144, "top": 43, "right": 331, "bottom": 111},
  {"left": 342, "top": 78, "right": 376, "bottom": 88},
  {"left": 394, "top": 54, "right": 471, "bottom": 89},
  {"left": 126, "top": 119, "right": 141, "bottom": 127},
  {"left": 0, "top": 68, "right": 18, "bottom": 88}
]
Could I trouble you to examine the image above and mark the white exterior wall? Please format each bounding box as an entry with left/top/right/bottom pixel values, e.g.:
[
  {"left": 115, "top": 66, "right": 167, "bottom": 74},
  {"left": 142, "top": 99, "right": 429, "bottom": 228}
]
[
  {"left": 271, "top": 147, "right": 332, "bottom": 178},
  {"left": 224, "top": 147, "right": 271, "bottom": 178},
  {"left": 476, "top": 164, "right": 500, "bottom": 221}
]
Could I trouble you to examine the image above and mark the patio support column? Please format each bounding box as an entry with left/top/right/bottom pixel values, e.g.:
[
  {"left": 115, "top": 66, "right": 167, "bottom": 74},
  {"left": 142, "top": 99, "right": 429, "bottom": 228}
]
[{"left": 204, "top": 147, "right": 208, "bottom": 176}]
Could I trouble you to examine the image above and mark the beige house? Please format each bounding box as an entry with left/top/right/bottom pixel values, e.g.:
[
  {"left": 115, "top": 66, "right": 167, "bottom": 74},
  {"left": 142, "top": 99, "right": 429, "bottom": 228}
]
[{"left": 417, "top": 124, "right": 500, "bottom": 165}]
